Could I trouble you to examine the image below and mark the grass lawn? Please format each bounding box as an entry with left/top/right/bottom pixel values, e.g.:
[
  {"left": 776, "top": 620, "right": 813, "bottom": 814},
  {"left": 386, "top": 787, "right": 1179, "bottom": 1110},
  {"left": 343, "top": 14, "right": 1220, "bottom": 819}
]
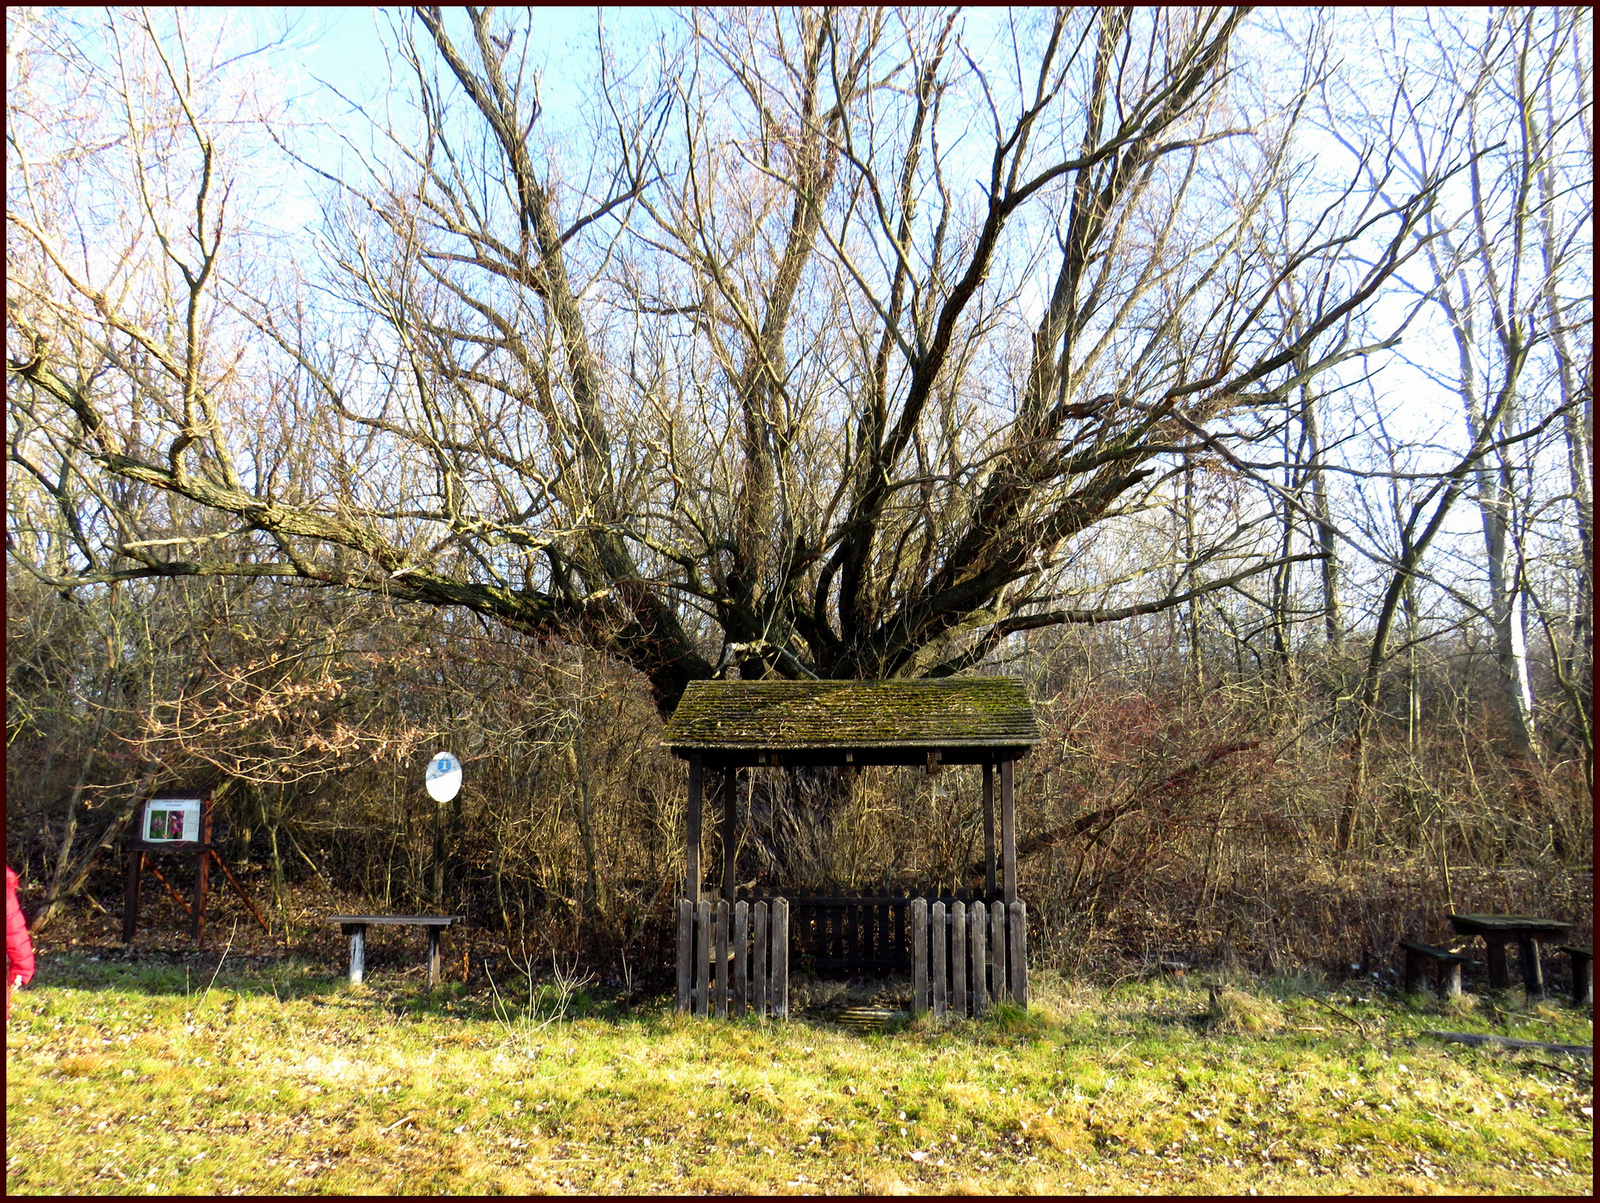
[{"left": 5, "top": 950, "right": 1591, "bottom": 1195}]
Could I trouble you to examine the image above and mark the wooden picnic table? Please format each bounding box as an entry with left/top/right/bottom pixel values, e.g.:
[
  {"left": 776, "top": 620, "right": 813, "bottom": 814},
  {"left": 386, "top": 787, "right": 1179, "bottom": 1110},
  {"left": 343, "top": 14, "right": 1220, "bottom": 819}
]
[
  {"left": 328, "top": 915, "right": 464, "bottom": 988},
  {"left": 1448, "top": 913, "right": 1574, "bottom": 997}
]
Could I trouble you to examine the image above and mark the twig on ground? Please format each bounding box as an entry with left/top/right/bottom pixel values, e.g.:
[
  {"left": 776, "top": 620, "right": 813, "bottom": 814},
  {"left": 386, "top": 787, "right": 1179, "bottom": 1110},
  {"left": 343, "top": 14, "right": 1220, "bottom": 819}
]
[{"left": 1312, "top": 996, "right": 1370, "bottom": 1037}]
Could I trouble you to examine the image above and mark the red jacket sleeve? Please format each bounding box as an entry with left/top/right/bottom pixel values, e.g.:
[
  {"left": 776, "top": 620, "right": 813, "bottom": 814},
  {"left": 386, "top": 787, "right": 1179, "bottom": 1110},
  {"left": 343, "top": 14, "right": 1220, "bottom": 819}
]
[{"left": 7, "top": 866, "right": 35, "bottom": 986}]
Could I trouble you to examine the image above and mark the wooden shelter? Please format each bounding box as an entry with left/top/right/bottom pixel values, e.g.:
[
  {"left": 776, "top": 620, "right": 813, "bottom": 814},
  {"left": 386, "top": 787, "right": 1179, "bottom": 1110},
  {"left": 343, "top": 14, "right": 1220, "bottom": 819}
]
[{"left": 663, "top": 678, "right": 1041, "bottom": 1019}]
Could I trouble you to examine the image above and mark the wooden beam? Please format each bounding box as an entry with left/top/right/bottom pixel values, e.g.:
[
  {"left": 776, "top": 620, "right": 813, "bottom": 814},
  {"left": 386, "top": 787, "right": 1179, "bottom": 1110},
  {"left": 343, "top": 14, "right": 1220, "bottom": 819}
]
[
  {"left": 982, "top": 763, "right": 996, "bottom": 899},
  {"left": 1000, "top": 759, "right": 1017, "bottom": 905},
  {"left": 722, "top": 765, "right": 737, "bottom": 904},
  {"left": 686, "top": 754, "right": 702, "bottom": 905}
]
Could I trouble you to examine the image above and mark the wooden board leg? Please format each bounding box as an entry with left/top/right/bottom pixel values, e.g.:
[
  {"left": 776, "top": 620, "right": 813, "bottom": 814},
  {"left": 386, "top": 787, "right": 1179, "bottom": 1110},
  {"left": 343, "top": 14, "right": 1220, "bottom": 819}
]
[
  {"left": 1485, "top": 939, "right": 1509, "bottom": 989},
  {"left": 1404, "top": 947, "right": 1422, "bottom": 993},
  {"left": 1443, "top": 960, "right": 1462, "bottom": 999},
  {"left": 1518, "top": 937, "right": 1544, "bottom": 998},
  {"left": 428, "top": 926, "right": 442, "bottom": 990},
  {"left": 350, "top": 925, "right": 366, "bottom": 986}
]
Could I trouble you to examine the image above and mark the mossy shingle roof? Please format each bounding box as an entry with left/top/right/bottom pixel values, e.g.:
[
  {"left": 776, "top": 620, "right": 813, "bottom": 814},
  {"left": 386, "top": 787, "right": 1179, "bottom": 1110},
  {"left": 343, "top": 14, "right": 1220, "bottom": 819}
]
[{"left": 664, "top": 678, "right": 1040, "bottom": 753}]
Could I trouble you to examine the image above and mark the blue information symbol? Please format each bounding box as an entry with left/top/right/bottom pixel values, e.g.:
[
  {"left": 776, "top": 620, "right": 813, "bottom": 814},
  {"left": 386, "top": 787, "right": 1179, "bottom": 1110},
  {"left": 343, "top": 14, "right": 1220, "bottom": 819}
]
[{"left": 425, "top": 751, "right": 463, "bottom": 801}]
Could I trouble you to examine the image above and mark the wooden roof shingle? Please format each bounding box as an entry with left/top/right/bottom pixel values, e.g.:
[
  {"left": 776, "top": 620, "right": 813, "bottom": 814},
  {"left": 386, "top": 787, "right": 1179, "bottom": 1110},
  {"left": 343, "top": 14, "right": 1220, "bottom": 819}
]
[{"left": 664, "top": 678, "right": 1040, "bottom": 764}]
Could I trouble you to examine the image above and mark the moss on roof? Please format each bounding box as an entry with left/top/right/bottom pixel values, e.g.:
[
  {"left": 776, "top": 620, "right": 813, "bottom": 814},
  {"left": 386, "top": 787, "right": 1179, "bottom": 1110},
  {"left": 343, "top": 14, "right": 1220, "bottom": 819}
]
[{"left": 664, "top": 678, "right": 1040, "bottom": 751}]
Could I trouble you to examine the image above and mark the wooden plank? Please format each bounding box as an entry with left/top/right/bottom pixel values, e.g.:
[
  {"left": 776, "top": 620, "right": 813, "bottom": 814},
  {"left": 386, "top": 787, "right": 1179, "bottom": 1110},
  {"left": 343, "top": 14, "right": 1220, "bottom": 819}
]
[
  {"left": 715, "top": 900, "right": 730, "bottom": 1019},
  {"left": 990, "top": 900, "right": 1008, "bottom": 1003},
  {"left": 931, "top": 901, "right": 947, "bottom": 1018},
  {"left": 696, "top": 900, "right": 712, "bottom": 1018},
  {"left": 686, "top": 756, "right": 703, "bottom": 906},
  {"left": 950, "top": 900, "right": 967, "bottom": 1018},
  {"left": 1009, "top": 900, "right": 1028, "bottom": 1007},
  {"left": 911, "top": 898, "right": 929, "bottom": 1015},
  {"left": 969, "top": 903, "right": 988, "bottom": 1017},
  {"left": 982, "top": 763, "right": 996, "bottom": 899},
  {"left": 676, "top": 899, "right": 693, "bottom": 1013},
  {"left": 722, "top": 767, "right": 738, "bottom": 904},
  {"left": 733, "top": 900, "right": 749, "bottom": 1018},
  {"left": 1000, "top": 759, "right": 1017, "bottom": 905},
  {"left": 772, "top": 898, "right": 789, "bottom": 1020},
  {"left": 753, "top": 901, "right": 769, "bottom": 1018}
]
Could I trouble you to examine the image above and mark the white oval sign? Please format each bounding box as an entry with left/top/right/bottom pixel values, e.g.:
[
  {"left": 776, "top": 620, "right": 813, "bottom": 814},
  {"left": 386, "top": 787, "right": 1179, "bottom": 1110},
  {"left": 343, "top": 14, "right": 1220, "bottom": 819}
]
[{"left": 425, "top": 750, "right": 463, "bottom": 801}]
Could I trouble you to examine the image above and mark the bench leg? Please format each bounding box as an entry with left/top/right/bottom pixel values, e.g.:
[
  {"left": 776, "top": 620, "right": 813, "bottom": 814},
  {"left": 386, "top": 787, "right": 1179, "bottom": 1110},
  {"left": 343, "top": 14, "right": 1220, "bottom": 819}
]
[
  {"left": 1572, "top": 954, "right": 1592, "bottom": 1009},
  {"left": 349, "top": 925, "right": 366, "bottom": 986},
  {"left": 428, "top": 926, "right": 442, "bottom": 990},
  {"left": 1484, "top": 938, "right": 1509, "bottom": 989},
  {"left": 1518, "top": 937, "right": 1544, "bottom": 999},
  {"left": 1401, "top": 947, "right": 1427, "bottom": 991},
  {"left": 1440, "top": 960, "right": 1462, "bottom": 1000}
]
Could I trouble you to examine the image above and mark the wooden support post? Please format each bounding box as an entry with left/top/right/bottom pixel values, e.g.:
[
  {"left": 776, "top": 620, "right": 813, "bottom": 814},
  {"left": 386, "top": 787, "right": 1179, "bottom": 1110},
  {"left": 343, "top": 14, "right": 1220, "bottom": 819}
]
[
  {"left": 1441, "top": 959, "right": 1463, "bottom": 999},
  {"left": 348, "top": 924, "right": 367, "bottom": 986},
  {"left": 722, "top": 766, "right": 737, "bottom": 905},
  {"left": 982, "top": 763, "right": 996, "bottom": 900},
  {"left": 733, "top": 900, "right": 749, "bottom": 1018},
  {"left": 427, "top": 926, "right": 442, "bottom": 989},
  {"left": 969, "top": 903, "right": 988, "bottom": 1017},
  {"left": 686, "top": 756, "right": 703, "bottom": 907},
  {"left": 696, "top": 900, "right": 712, "bottom": 1018},
  {"left": 1000, "top": 759, "right": 1017, "bottom": 906},
  {"left": 753, "top": 901, "right": 769, "bottom": 1019},
  {"left": 1519, "top": 937, "right": 1545, "bottom": 999},
  {"left": 931, "top": 900, "right": 947, "bottom": 1018},
  {"left": 911, "top": 898, "right": 929, "bottom": 1015},
  {"left": 676, "top": 899, "right": 693, "bottom": 1013},
  {"left": 1009, "top": 900, "right": 1028, "bottom": 1007},
  {"left": 1485, "top": 938, "right": 1510, "bottom": 989},
  {"left": 990, "top": 900, "right": 1008, "bottom": 1003},
  {"left": 192, "top": 798, "right": 213, "bottom": 947},
  {"left": 771, "top": 898, "right": 789, "bottom": 1020},
  {"left": 1403, "top": 945, "right": 1423, "bottom": 993},
  {"left": 715, "top": 899, "right": 730, "bottom": 1018},
  {"left": 123, "top": 850, "right": 143, "bottom": 944},
  {"left": 950, "top": 900, "right": 967, "bottom": 1018}
]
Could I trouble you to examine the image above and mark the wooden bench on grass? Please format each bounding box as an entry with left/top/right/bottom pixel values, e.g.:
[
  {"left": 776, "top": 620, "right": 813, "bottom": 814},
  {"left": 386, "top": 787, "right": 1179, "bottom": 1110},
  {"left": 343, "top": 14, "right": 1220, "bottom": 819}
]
[
  {"left": 1557, "top": 945, "right": 1592, "bottom": 1008},
  {"left": 1399, "top": 940, "right": 1467, "bottom": 998},
  {"left": 328, "top": 915, "right": 464, "bottom": 988}
]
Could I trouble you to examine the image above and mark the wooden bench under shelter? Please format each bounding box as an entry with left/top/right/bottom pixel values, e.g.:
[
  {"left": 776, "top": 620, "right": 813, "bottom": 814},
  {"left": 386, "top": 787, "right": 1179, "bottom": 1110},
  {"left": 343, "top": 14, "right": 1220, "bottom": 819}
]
[
  {"left": 327, "top": 915, "right": 464, "bottom": 988},
  {"left": 1398, "top": 940, "right": 1467, "bottom": 998},
  {"left": 1448, "top": 913, "right": 1575, "bottom": 999},
  {"left": 662, "top": 678, "right": 1041, "bottom": 1021}
]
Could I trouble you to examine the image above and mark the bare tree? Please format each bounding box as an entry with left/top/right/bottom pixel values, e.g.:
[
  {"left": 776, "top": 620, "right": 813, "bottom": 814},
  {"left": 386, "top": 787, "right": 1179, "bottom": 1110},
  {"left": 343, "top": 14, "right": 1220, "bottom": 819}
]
[{"left": 10, "top": 9, "right": 1458, "bottom": 730}]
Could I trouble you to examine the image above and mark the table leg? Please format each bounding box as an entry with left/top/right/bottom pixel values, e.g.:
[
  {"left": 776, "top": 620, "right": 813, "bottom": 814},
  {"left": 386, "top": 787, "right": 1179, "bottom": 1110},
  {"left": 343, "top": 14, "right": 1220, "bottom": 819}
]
[
  {"left": 428, "top": 926, "right": 442, "bottom": 990},
  {"left": 1485, "top": 938, "right": 1509, "bottom": 989},
  {"left": 349, "top": 925, "right": 366, "bottom": 986},
  {"left": 1518, "top": 937, "right": 1544, "bottom": 998}
]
